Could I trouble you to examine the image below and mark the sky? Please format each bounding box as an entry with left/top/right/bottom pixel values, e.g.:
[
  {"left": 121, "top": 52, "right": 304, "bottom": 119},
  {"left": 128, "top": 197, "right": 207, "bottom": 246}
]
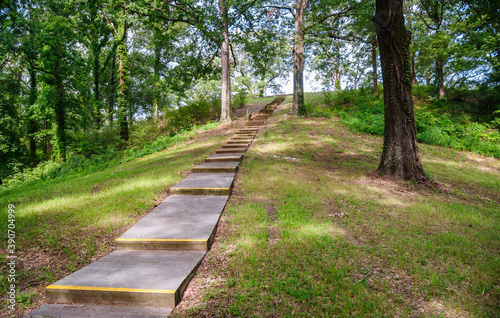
[{"left": 279, "top": 70, "right": 323, "bottom": 95}]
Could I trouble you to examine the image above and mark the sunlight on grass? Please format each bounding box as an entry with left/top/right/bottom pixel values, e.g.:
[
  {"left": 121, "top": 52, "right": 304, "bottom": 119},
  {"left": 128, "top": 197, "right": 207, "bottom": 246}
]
[
  {"left": 0, "top": 122, "right": 230, "bottom": 314},
  {"left": 175, "top": 105, "right": 500, "bottom": 318},
  {"left": 298, "top": 223, "right": 345, "bottom": 239}
]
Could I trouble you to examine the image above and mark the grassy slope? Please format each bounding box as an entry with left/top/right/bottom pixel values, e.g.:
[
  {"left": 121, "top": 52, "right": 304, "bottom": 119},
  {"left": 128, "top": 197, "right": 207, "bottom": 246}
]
[
  {"left": 0, "top": 122, "right": 240, "bottom": 318},
  {"left": 173, "top": 100, "right": 499, "bottom": 317},
  {"left": 1, "top": 94, "right": 498, "bottom": 317}
]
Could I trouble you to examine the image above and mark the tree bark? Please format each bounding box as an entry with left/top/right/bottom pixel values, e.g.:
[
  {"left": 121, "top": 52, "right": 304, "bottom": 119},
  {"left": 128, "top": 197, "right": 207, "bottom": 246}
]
[
  {"left": 54, "top": 59, "right": 67, "bottom": 162},
  {"left": 437, "top": 55, "right": 444, "bottom": 98},
  {"left": 219, "top": 0, "right": 231, "bottom": 122},
  {"left": 28, "top": 67, "right": 37, "bottom": 166},
  {"left": 293, "top": 0, "right": 307, "bottom": 116},
  {"left": 92, "top": 41, "right": 101, "bottom": 127},
  {"left": 373, "top": 0, "right": 427, "bottom": 182},
  {"left": 371, "top": 38, "right": 378, "bottom": 94},
  {"left": 109, "top": 49, "right": 116, "bottom": 126},
  {"left": 117, "top": 17, "right": 129, "bottom": 141},
  {"left": 153, "top": 38, "right": 160, "bottom": 122}
]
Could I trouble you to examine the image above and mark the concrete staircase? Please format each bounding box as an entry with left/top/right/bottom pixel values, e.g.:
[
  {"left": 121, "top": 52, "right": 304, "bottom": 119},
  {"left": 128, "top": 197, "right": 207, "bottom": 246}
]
[{"left": 26, "top": 97, "right": 285, "bottom": 317}]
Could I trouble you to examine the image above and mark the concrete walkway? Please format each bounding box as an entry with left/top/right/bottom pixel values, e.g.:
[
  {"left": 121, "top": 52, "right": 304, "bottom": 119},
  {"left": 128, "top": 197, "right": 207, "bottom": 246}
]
[{"left": 26, "top": 96, "right": 285, "bottom": 317}]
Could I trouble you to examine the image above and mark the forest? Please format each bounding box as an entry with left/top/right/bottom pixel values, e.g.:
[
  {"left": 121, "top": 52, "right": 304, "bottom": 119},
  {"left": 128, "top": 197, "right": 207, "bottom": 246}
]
[
  {"left": 1, "top": 1, "right": 500, "bottom": 317},
  {"left": 0, "top": 0, "right": 498, "bottom": 184}
]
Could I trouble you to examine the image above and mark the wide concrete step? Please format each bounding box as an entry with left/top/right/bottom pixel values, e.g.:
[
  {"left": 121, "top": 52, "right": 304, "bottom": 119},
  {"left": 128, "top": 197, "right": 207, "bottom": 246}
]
[
  {"left": 192, "top": 161, "right": 239, "bottom": 173},
  {"left": 215, "top": 148, "right": 247, "bottom": 154},
  {"left": 228, "top": 139, "right": 252, "bottom": 143},
  {"left": 170, "top": 173, "right": 235, "bottom": 195},
  {"left": 238, "top": 127, "right": 259, "bottom": 132},
  {"left": 205, "top": 153, "right": 244, "bottom": 162},
  {"left": 115, "top": 195, "right": 229, "bottom": 251},
  {"left": 45, "top": 250, "right": 205, "bottom": 308},
  {"left": 232, "top": 135, "right": 254, "bottom": 140},
  {"left": 26, "top": 304, "right": 172, "bottom": 318},
  {"left": 222, "top": 143, "right": 249, "bottom": 149},
  {"left": 246, "top": 121, "right": 265, "bottom": 126}
]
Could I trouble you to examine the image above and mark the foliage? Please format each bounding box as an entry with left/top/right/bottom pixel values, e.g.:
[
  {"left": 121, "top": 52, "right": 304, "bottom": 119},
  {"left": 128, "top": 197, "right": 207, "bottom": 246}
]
[
  {"left": 305, "top": 88, "right": 500, "bottom": 158},
  {"left": 1, "top": 120, "right": 219, "bottom": 189}
]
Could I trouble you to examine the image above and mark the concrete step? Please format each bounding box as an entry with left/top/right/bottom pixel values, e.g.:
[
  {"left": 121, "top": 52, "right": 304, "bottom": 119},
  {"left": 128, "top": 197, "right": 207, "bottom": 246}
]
[
  {"left": 26, "top": 304, "right": 172, "bottom": 317},
  {"left": 237, "top": 127, "right": 259, "bottom": 132},
  {"left": 232, "top": 135, "right": 254, "bottom": 140},
  {"left": 222, "top": 143, "right": 249, "bottom": 149},
  {"left": 115, "top": 195, "right": 229, "bottom": 251},
  {"left": 228, "top": 139, "right": 253, "bottom": 144},
  {"left": 205, "top": 153, "right": 244, "bottom": 162},
  {"left": 170, "top": 173, "right": 235, "bottom": 195},
  {"left": 215, "top": 148, "right": 247, "bottom": 154},
  {"left": 192, "top": 161, "right": 239, "bottom": 173},
  {"left": 246, "top": 121, "right": 265, "bottom": 126},
  {"left": 45, "top": 250, "right": 205, "bottom": 308}
]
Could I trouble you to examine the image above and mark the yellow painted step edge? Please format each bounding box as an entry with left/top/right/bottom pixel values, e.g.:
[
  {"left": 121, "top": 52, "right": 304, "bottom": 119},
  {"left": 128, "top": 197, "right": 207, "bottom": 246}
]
[
  {"left": 115, "top": 238, "right": 207, "bottom": 242},
  {"left": 46, "top": 285, "right": 175, "bottom": 294}
]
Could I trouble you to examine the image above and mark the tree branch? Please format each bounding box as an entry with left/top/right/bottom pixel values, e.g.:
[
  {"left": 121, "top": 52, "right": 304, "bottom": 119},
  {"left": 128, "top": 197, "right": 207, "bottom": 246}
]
[
  {"left": 229, "top": 42, "right": 237, "bottom": 67},
  {"left": 304, "top": 0, "right": 366, "bottom": 32},
  {"left": 101, "top": 9, "right": 118, "bottom": 37},
  {"left": 266, "top": 5, "right": 295, "bottom": 18}
]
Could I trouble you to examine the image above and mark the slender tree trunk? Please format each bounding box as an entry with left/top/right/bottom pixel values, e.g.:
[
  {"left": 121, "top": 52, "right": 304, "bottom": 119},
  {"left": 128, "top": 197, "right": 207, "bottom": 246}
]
[
  {"left": 117, "top": 17, "right": 129, "bottom": 141},
  {"left": 92, "top": 42, "right": 101, "bottom": 127},
  {"left": 28, "top": 67, "right": 37, "bottom": 166},
  {"left": 219, "top": 0, "right": 231, "bottom": 122},
  {"left": 293, "top": 0, "right": 307, "bottom": 116},
  {"left": 437, "top": 56, "right": 444, "bottom": 98},
  {"left": 371, "top": 38, "right": 378, "bottom": 94},
  {"left": 54, "top": 57, "right": 67, "bottom": 162},
  {"left": 373, "top": 0, "right": 427, "bottom": 182},
  {"left": 109, "top": 49, "right": 116, "bottom": 126},
  {"left": 153, "top": 39, "right": 160, "bottom": 121},
  {"left": 335, "top": 72, "right": 341, "bottom": 91},
  {"left": 90, "top": 0, "right": 102, "bottom": 128}
]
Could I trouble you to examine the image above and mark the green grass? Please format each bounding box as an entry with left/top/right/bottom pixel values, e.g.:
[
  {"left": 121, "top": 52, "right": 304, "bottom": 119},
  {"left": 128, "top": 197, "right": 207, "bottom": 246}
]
[
  {"left": 0, "top": 122, "right": 231, "bottom": 316},
  {"left": 302, "top": 88, "right": 500, "bottom": 158},
  {"left": 173, "top": 102, "right": 499, "bottom": 317}
]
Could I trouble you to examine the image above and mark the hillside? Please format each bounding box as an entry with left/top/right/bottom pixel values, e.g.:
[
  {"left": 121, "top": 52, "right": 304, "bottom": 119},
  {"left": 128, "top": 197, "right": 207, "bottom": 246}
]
[{"left": 2, "top": 94, "right": 499, "bottom": 317}]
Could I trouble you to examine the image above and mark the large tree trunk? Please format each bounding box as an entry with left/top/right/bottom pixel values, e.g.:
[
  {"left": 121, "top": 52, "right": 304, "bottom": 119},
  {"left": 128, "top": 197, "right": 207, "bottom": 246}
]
[
  {"left": 371, "top": 38, "right": 378, "bottom": 94},
  {"left": 293, "top": 0, "right": 307, "bottom": 116},
  {"left": 219, "top": 0, "right": 231, "bottom": 122},
  {"left": 117, "top": 17, "right": 129, "bottom": 141},
  {"left": 373, "top": 0, "right": 427, "bottom": 182}
]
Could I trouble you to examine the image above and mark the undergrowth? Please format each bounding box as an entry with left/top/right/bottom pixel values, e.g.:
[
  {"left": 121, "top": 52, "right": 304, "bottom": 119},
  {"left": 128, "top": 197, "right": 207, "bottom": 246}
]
[
  {"left": 1, "top": 121, "right": 220, "bottom": 190},
  {"left": 304, "top": 86, "right": 500, "bottom": 158}
]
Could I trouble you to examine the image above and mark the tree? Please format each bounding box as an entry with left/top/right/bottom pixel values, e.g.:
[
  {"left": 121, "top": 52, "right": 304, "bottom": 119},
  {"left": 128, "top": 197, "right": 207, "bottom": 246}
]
[
  {"left": 24, "top": 1, "right": 85, "bottom": 162},
  {"left": 235, "top": 29, "right": 290, "bottom": 98},
  {"left": 417, "top": 0, "right": 453, "bottom": 98},
  {"left": 268, "top": 0, "right": 365, "bottom": 115},
  {"left": 103, "top": 0, "right": 129, "bottom": 141},
  {"left": 373, "top": 0, "right": 428, "bottom": 182}
]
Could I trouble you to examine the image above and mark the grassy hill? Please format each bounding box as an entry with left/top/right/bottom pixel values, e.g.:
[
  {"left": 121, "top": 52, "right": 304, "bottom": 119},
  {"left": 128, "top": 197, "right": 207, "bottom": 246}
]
[
  {"left": 172, "top": 97, "right": 499, "bottom": 317},
  {"left": 1, "top": 93, "right": 499, "bottom": 317}
]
